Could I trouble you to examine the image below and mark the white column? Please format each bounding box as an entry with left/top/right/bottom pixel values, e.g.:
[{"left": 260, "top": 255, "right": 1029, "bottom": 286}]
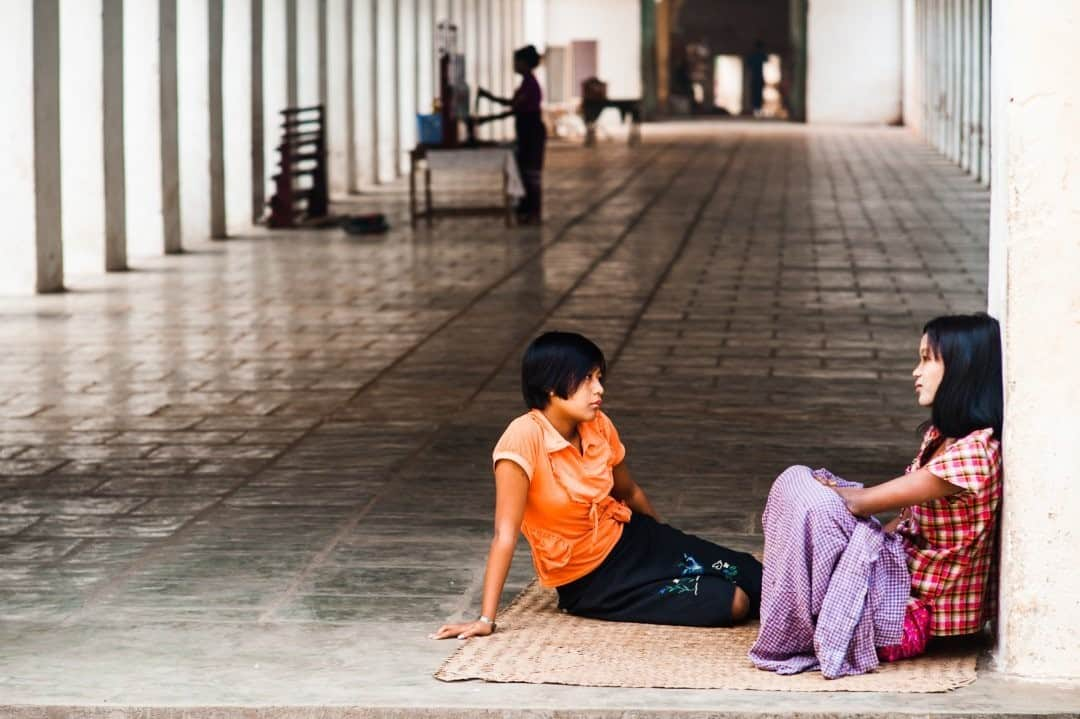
[
  {"left": 296, "top": 0, "right": 321, "bottom": 106},
  {"left": 990, "top": 0, "right": 1080, "bottom": 682},
  {"left": 492, "top": 0, "right": 504, "bottom": 141},
  {"left": 944, "top": 0, "right": 954, "bottom": 159},
  {"left": 263, "top": 0, "right": 289, "bottom": 204},
  {"left": 955, "top": 0, "right": 965, "bottom": 166},
  {"left": 933, "top": 0, "right": 944, "bottom": 151},
  {"left": 417, "top": 0, "right": 434, "bottom": 118},
  {"left": 318, "top": 0, "right": 328, "bottom": 103},
  {"left": 374, "top": 0, "right": 398, "bottom": 182},
  {"left": 959, "top": 0, "right": 967, "bottom": 166},
  {"left": 953, "top": 0, "right": 963, "bottom": 161},
  {"left": 103, "top": 0, "right": 127, "bottom": 270},
  {"left": 398, "top": 0, "right": 416, "bottom": 174},
  {"left": 967, "top": 0, "right": 976, "bottom": 173},
  {"left": 946, "top": 0, "right": 956, "bottom": 162},
  {"left": 433, "top": 0, "right": 447, "bottom": 106},
  {"left": 943, "top": 0, "right": 954, "bottom": 160},
  {"left": 978, "top": 0, "right": 990, "bottom": 185},
  {"left": 351, "top": 0, "right": 378, "bottom": 189},
  {"left": 0, "top": 0, "right": 38, "bottom": 293},
  {"left": 249, "top": 0, "right": 265, "bottom": 223},
  {"left": 264, "top": 0, "right": 289, "bottom": 204},
  {"left": 223, "top": 0, "right": 256, "bottom": 233},
  {"left": 0, "top": 1, "right": 63, "bottom": 294},
  {"left": 920, "top": 0, "right": 929, "bottom": 137},
  {"left": 475, "top": 0, "right": 490, "bottom": 140},
  {"left": 515, "top": 0, "right": 526, "bottom": 138},
  {"left": 60, "top": 0, "right": 106, "bottom": 276},
  {"left": 923, "top": 0, "right": 933, "bottom": 145},
  {"left": 495, "top": 0, "right": 509, "bottom": 141},
  {"left": 160, "top": 0, "right": 182, "bottom": 253},
  {"left": 286, "top": 0, "right": 298, "bottom": 105},
  {"left": 38, "top": 0, "right": 63, "bottom": 290},
  {"left": 326, "top": 0, "right": 350, "bottom": 197},
  {"left": 463, "top": 0, "right": 478, "bottom": 118},
  {"left": 959, "top": 0, "right": 967, "bottom": 163},
  {"left": 209, "top": 0, "right": 226, "bottom": 237},
  {"left": 501, "top": 0, "right": 515, "bottom": 139},
  {"left": 957, "top": 0, "right": 967, "bottom": 168},
  {"left": 177, "top": 0, "right": 211, "bottom": 246},
  {"left": 901, "top": 0, "right": 918, "bottom": 131},
  {"left": 124, "top": 0, "right": 166, "bottom": 256}
]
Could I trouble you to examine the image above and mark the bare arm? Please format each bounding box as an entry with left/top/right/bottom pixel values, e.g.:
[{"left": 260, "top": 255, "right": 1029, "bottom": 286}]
[
  {"left": 829, "top": 467, "right": 962, "bottom": 518},
  {"left": 431, "top": 459, "right": 529, "bottom": 639},
  {"left": 473, "top": 110, "right": 515, "bottom": 126},
  {"left": 611, "top": 461, "right": 659, "bottom": 521},
  {"left": 479, "top": 87, "right": 513, "bottom": 106}
]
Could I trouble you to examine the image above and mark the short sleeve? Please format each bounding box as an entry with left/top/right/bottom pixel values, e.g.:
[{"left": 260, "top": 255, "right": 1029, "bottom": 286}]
[
  {"left": 924, "top": 429, "right": 997, "bottom": 492},
  {"left": 492, "top": 416, "right": 542, "bottom": 480},
  {"left": 596, "top": 411, "right": 627, "bottom": 467}
]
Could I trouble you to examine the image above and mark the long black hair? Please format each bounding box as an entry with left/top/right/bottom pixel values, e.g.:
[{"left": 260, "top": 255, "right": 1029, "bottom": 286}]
[
  {"left": 919, "top": 312, "right": 1003, "bottom": 463},
  {"left": 521, "top": 331, "right": 606, "bottom": 410}
]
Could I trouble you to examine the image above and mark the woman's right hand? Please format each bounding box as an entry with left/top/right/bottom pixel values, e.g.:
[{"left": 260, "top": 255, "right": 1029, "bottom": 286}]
[{"left": 430, "top": 620, "right": 494, "bottom": 640}]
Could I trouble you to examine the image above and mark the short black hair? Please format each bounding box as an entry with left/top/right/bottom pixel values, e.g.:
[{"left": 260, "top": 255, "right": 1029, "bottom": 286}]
[
  {"left": 521, "top": 331, "right": 606, "bottom": 410},
  {"left": 514, "top": 45, "right": 541, "bottom": 70},
  {"left": 919, "top": 312, "right": 1003, "bottom": 462}
]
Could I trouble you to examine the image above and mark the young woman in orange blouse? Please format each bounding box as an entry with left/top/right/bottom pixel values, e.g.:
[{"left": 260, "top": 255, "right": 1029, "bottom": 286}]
[{"left": 432, "top": 331, "right": 762, "bottom": 640}]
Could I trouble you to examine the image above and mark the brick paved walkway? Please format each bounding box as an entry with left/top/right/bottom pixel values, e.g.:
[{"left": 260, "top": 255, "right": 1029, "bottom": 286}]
[{"left": 3, "top": 123, "right": 1074, "bottom": 715}]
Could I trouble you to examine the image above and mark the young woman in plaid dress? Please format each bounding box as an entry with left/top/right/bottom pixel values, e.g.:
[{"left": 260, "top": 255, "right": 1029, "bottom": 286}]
[
  {"left": 752, "top": 313, "right": 1003, "bottom": 674},
  {"left": 819, "top": 313, "right": 1003, "bottom": 660}
]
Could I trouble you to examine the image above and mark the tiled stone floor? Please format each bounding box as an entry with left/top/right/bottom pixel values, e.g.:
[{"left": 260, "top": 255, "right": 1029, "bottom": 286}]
[{"left": 1, "top": 122, "right": 1077, "bottom": 715}]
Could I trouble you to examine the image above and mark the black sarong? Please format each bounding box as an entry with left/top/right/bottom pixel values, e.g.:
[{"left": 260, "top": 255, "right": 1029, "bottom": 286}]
[
  {"left": 556, "top": 513, "right": 763, "bottom": 627},
  {"left": 514, "top": 111, "right": 546, "bottom": 219}
]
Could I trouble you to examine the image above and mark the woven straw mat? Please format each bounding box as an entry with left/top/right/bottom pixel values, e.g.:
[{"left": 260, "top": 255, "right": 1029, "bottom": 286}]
[{"left": 435, "top": 581, "right": 978, "bottom": 692}]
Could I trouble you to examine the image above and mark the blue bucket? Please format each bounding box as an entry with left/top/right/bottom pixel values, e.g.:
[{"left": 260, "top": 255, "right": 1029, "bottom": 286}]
[{"left": 416, "top": 113, "right": 442, "bottom": 145}]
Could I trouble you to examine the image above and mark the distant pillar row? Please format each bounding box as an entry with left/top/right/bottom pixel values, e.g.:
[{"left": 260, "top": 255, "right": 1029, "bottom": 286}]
[
  {"left": 903, "top": 0, "right": 990, "bottom": 184},
  {"left": 0, "top": 0, "right": 528, "bottom": 294}
]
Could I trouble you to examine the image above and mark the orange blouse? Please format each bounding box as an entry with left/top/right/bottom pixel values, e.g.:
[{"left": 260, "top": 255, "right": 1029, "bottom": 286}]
[{"left": 492, "top": 409, "right": 630, "bottom": 587}]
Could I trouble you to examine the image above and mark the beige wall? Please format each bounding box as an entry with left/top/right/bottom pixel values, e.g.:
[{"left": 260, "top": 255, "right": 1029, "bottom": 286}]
[
  {"left": 806, "top": 0, "right": 903, "bottom": 124},
  {"left": 544, "top": 0, "right": 642, "bottom": 97},
  {"left": 989, "top": 0, "right": 1080, "bottom": 681}
]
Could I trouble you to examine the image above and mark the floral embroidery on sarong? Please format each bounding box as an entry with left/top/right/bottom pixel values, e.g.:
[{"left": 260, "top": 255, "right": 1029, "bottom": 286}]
[
  {"left": 712, "top": 558, "right": 738, "bottom": 581},
  {"left": 659, "top": 554, "right": 705, "bottom": 597},
  {"left": 659, "top": 575, "right": 700, "bottom": 596}
]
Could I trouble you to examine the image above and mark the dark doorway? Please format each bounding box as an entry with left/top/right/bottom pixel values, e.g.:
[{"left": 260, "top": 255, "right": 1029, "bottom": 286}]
[{"left": 648, "top": 0, "right": 808, "bottom": 121}]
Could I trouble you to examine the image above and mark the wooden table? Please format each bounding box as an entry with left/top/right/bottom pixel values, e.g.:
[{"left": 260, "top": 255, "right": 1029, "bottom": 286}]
[{"left": 409, "top": 145, "right": 524, "bottom": 227}]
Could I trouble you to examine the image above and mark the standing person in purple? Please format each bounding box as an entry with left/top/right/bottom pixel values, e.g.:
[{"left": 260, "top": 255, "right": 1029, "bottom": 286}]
[
  {"left": 478, "top": 45, "right": 545, "bottom": 224},
  {"left": 750, "top": 313, "right": 1004, "bottom": 678}
]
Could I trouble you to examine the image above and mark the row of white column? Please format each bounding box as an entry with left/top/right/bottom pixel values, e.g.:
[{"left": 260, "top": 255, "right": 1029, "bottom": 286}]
[
  {"left": 905, "top": 0, "right": 991, "bottom": 183},
  {"left": 0, "top": 0, "right": 524, "bottom": 295}
]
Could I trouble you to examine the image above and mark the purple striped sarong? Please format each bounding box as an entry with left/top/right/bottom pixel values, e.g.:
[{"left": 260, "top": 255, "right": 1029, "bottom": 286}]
[{"left": 749, "top": 465, "right": 909, "bottom": 678}]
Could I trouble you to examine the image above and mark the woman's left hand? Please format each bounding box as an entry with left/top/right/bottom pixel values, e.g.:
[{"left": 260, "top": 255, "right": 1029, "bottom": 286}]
[
  {"left": 813, "top": 472, "right": 868, "bottom": 516},
  {"left": 830, "top": 485, "right": 869, "bottom": 517},
  {"left": 430, "top": 620, "right": 494, "bottom": 640}
]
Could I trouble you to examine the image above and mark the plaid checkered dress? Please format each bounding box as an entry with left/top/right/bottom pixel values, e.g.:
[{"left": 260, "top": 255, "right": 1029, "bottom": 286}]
[{"left": 897, "top": 426, "right": 1002, "bottom": 636}]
